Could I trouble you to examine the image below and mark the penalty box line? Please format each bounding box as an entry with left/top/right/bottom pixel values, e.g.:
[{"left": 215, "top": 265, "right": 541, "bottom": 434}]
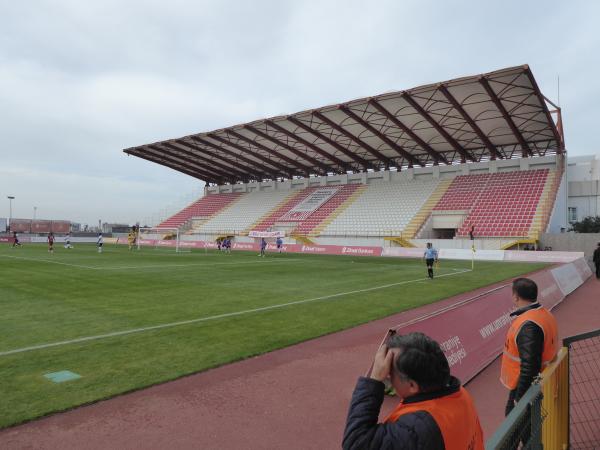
[{"left": 0, "top": 268, "right": 471, "bottom": 357}]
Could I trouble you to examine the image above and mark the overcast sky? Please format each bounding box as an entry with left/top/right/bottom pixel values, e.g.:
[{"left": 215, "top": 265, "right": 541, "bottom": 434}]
[{"left": 1, "top": 0, "right": 598, "bottom": 226}]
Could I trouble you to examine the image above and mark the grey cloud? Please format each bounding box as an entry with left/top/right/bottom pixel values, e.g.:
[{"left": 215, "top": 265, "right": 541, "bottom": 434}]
[{"left": 1, "top": 0, "right": 599, "bottom": 225}]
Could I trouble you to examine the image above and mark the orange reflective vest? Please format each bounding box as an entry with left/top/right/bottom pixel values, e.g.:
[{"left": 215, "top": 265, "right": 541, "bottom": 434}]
[
  {"left": 385, "top": 387, "right": 484, "bottom": 450},
  {"left": 500, "top": 306, "right": 558, "bottom": 390}
]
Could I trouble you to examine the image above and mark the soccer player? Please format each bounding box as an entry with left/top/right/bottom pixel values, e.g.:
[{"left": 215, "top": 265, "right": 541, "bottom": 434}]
[
  {"left": 97, "top": 232, "right": 103, "bottom": 253},
  {"left": 423, "top": 242, "right": 438, "bottom": 279},
  {"left": 127, "top": 230, "right": 136, "bottom": 250},
  {"left": 64, "top": 232, "right": 73, "bottom": 249},
  {"left": 12, "top": 231, "right": 22, "bottom": 247},
  {"left": 47, "top": 232, "right": 55, "bottom": 253},
  {"left": 259, "top": 237, "right": 267, "bottom": 257},
  {"left": 276, "top": 236, "right": 283, "bottom": 253},
  {"left": 225, "top": 237, "right": 232, "bottom": 254}
]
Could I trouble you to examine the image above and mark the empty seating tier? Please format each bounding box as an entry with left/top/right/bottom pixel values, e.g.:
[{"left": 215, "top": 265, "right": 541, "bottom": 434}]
[
  {"left": 193, "top": 190, "right": 292, "bottom": 234},
  {"left": 293, "top": 184, "right": 362, "bottom": 235},
  {"left": 158, "top": 193, "right": 242, "bottom": 229},
  {"left": 320, "top": 179, "right": 441, "bottom": 236},
  {"left": 251, "top": 187, "right": 318, "bottom": 232},
  {"left": 435, "top": 169, "right": 550, "bottom": 238}
]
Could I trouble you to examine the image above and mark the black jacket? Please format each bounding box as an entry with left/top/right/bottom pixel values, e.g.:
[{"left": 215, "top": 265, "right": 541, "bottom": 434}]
[
  {"left": 510, "top": 302, "right": 545, "bottom": 401},
  {"left": 342, "top": 377, "right": 464, "bottom": 450},
  {"left": 593, "top": 247, "right": 600, "bottom": 264}
]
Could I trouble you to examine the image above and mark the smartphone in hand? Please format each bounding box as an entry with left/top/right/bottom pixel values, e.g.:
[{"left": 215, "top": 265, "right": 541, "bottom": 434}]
[{"left": 365, "top": 329, "right": 396, "bottom": 377}]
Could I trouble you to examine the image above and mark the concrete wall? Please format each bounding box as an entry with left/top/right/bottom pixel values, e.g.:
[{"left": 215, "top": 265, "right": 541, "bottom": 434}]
[
  {"left": 540, "top": 232, "right": 600, "bottom": 268},
  {"left": 204, "top": 155, "right": 560, "bottom": 194},
  {"left": 568, "top": 180, "right": 600, "bottom": 220},
  {"left": 548, "top": 170, "right": 568, "bottom": 233}
]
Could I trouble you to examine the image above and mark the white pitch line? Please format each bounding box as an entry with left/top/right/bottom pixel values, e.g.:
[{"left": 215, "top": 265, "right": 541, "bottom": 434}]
[
  {"left": 0, "top": 254, "right": 303, "bottom": 270},
  {"left": 0, "top": 268, "right": 471, "bottom": 357},
  {"left": 0, "top": 254, "right": 97, "bottom": 269},
  {"left": 94, "top": 258, "right": 302, "bottom": 270}
]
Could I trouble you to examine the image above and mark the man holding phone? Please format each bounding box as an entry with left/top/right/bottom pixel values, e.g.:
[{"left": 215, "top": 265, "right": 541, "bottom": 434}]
[{"left": 343, "top": 332, "right": 483, "bottom": 450}]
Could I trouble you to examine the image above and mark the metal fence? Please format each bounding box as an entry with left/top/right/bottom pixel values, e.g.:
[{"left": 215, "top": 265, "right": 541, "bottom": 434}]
[
  {"left": 541, "top": 347, "right": 569, "bottom": 449},
  {"left": 564, "top": 329, "right": 600, "bottom": 449},
  {"left": 487, "top": 330, "right": 600, "bottom": 450},
  {"left": 486, "top": 383, "right": 545, "bottom": 450},
  {"left": 486, "top": 347, "right": 570, "bottom": 450}
]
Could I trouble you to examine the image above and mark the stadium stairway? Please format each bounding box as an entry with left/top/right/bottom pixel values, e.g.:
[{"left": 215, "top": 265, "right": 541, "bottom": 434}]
[
  {"left": 383, "top": 236, "right": 415, "bottom": 247},
  {"left": 294, "top": 184, "right": 366, "bottom": 237},
  {"left": 158, "top": 193, "right": 243, "bottom": 229},
  {"left": 529, "top": 169, "right": 561, "bottom": 240},
  {"left": 290, "top": 234, "right": 316, "bottom": 245},
  {"left": 402, "top": 178, "right": 453, "bottom": 239}
]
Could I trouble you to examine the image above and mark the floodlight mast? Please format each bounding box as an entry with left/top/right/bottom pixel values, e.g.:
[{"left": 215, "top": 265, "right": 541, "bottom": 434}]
[{"left": 7, "top": 196, "right": 15, "bottom": 228}]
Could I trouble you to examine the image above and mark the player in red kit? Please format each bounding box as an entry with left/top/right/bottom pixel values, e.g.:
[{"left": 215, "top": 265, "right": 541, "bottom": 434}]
[{"left": 47, "top": 232, "right": 55, "bottom": 253}]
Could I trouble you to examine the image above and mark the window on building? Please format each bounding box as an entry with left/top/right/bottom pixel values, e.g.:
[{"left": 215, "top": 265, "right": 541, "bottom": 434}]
[{"left": 568, "top": 207, "right": 577, "bottom": 223}]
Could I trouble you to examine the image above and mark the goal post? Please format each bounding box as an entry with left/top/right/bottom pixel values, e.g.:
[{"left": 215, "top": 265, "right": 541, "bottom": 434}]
[{"left": 136, "top": 227, "right": 183, "bottom": 252}]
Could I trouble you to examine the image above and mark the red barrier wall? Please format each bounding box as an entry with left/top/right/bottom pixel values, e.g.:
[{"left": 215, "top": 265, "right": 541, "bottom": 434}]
[
  {"left": 51, "top": 221, "right": 71, "bottom": 233},
  {"left": 8, "top": 219, "right": 31, "bottom": 233},
  {"left": 386, "top": 259, "right": 589, "bottom": 383},
  {"left": 31, "top": 220, "right": 52, "bottom": 233}
]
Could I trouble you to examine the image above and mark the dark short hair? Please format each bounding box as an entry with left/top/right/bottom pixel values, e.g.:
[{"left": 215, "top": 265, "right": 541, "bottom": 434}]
[
  {"left": 388, "top": 332, "right": 450, "bottom": 392},
  {"left": 512, "top": 278, "right": 538, "bottom": 302}
]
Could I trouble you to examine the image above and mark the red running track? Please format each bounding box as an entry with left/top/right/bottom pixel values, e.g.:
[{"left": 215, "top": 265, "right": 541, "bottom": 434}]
[{"left": 1, "top": 277, "right": 598, "bottom": 449}]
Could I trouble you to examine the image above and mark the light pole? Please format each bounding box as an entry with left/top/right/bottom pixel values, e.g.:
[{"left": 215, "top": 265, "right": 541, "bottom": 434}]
[
  {"left": 7, "top": 196, "right": 15, "bottom": 228},
  {"left": 33, "top": 206, "right": 37, "bottom": 220}
]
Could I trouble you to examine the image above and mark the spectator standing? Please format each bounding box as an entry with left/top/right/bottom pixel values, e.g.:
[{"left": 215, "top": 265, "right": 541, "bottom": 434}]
[{"left": 500, "top": 278, "right": 558, "bottom": 446}]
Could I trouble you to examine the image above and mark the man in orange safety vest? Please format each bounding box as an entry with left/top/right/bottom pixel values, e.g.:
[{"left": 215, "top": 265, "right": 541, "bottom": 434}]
[
  {"left": 501, "top": 278, "right": 558, "bottom": 415},
  {"left": 343, "top": 332, "right": 483, "bottom": 450}
]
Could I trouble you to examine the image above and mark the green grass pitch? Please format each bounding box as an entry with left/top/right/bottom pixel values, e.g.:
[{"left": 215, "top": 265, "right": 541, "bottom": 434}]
[{"left": 0, "top": 243, "right": 547, "bottom": 428}]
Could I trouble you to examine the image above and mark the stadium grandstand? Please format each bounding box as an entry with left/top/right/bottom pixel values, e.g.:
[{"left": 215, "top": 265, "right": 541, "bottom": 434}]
[{"left": 124, "top": 64, "right": 566, "bottom": 251}]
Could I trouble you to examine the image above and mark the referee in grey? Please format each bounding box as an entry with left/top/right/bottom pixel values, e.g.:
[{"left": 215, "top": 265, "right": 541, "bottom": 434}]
[{"left": 423, "top": 242, "right": 439, "bottom": 279}]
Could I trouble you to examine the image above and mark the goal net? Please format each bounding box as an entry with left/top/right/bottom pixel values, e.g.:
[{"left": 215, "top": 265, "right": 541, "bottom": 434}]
[{"left": 136, "top": 227, "right": 186, "bottom": 252}]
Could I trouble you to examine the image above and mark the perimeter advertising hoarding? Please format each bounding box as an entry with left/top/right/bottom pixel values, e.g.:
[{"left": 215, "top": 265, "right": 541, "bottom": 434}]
[
  {"left": 504, "top": 250, "right": 584, "bottom": 263},
  {"left": 385, "top": 260, "right": 587, "bottom": 383},
  {"left": 135, "top": 239, "right": 382, "bottom": 256}
]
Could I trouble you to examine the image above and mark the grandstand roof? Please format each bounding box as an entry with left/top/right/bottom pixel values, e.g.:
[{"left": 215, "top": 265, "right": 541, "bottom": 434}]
[{"left": 124, "top": 65, "right": 564, "bottom": 185}]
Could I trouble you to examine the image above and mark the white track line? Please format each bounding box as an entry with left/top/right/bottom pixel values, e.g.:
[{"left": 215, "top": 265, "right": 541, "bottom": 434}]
[
  {"left": 0, "top": 268, "right": 471, "bottom": 357},
  {"left": 0, "top": 254, "right": 303, "bottom": 270}
]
